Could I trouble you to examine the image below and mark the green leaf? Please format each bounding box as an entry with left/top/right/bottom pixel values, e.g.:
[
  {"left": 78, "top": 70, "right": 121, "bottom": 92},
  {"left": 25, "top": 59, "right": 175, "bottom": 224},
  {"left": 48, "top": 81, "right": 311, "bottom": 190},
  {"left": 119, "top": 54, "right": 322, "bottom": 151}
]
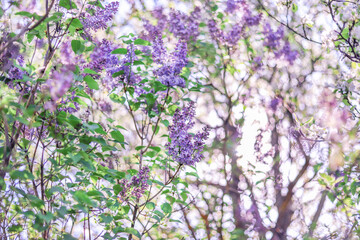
[
  {"left": 292, "top": 3, "right": 298, "bottom": 13},
  {"left": 161, "top": 120, "right": 169, "bottom": 127},
  {"left": 124, "top": 228, "right": 141, "bottom": 238},
  {"left": 341, "top": 27, "right": 349, "bottom": 40},
  {"left": 112, "top": 70, "right": 125, "bottom": 78},
  {"left": 134, "top": 38, "right": 151, "bottom": 46},
  {"left": 71, "top": 40, "right": 84, "bottom": 54},
  {"left": 70, "top": 18, "right": 83, "bottom": 29},
  {"left": 186, "top": 172, "right": 199, "bottom": 178},
  {"left": 10, "top": 170, "right": 35, "bottom": 180},
  {"left": 83, "top": 68, "right": 100, "bottom": 75},
  {"left": 110, "top": 130, "right": 125, "bottom": 143},
  {"left": 84, "top": 75, "right": 99, "bottom": 90},
  {"left": 73, "top": 190, "right": 95, "bottom": 207},
  {"left": 161, "top": 202, "right": 172, "bottom": 214},
  {"left": 15, "top": 11, "right": 33, "bottom": 18},
  {"left": 351, "top": 181, "right": 357, "bottom": 195},
  {"left": 63, "top": 233, "right": 77, "bottom": 240},
  {"left": 146, "top": 202, "right": 155, "bottom": 210},
  {"left": 59, "top": 0, "right": 77, "bottom": 10},
  {"left": 111, "top": 48, "right": 127, "bottom": 54}
]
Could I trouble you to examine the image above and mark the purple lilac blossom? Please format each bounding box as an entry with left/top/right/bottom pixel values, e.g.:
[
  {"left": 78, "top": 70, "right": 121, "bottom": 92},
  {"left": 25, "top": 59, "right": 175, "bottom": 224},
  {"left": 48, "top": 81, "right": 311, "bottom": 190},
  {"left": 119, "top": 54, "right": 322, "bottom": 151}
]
[
  {"left": 154, "top": 40, "right": 188, "bottom": 87},
  {"left": 225, "top": 24, "right": 244, "bottom": 46},
  {"left": 208, "top": 20, "right": 244, "bottom": 46},
  {"left": 225, "top": 0, "right": 244, "bottom": 13},
  {"left": 142, "top": 7, "right": 167, "bottom": 40},
  {"left": 8, "top": 56, "right": 26, "bottom": 80},
  {"left": 242, "top": 8, "right": 262, "bottom": 26},
  {"left": 119, "top": 166, "right": 150, "bottom": 201},
  {"left": 81, "top": 2, "right": 119, "bottom": 32},
  {"left": 58, "top": 91, "right": 80, "bottom": 113},
  {"left": 168, "top": 7, "right": 201, "bottom": 41},
  {"left": 44, "top": 65, "right": 75, "bottom": 112},
  {"left": 270, "top": 97, "right": 281, "bottom": 111},
  {"left": 208, "top": 20, "right": 225, "bottom": 43},
  {"left": 252, "top": 56, "right": 263, "bottom": 71},
  {"left": 114, "top": 43, "right": 141, "bottom": 85},
  {"left": 99, "top": 101, "right": 112, "bottom": 113},
  {"left": 275, "top": 41, "right": 298, "bottom": 65},
  {"left": 263, "top": 23, "right": 284, "bottom": 49},
  {"left": 166, "top": 102, "right": 210, "bottom": 166},
  {"left": 0, "top": 33, "right": 20, "bottom": 72}
]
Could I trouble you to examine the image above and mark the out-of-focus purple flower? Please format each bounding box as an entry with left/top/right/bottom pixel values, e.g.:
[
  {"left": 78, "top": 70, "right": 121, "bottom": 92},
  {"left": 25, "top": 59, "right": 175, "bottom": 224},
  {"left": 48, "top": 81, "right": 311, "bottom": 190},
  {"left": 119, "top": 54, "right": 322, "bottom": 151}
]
[
  {"left": 275, "top": 41, "right": 298, "bottom": 65},
  {"left": 44, "top": 65, "right": 75, "bottom": 111},
  {"left": 99, "top": 101, "right": 112, "bottom": 113},
  {"left": 166, "top": 102, "right": 210, "bottom": 166},
  {"left": 142, "top": 7, "right": 167, "bottom": 40},
  {"left": 81, "top": 2, "right": 119, "bottom": 32},
  {"left": 243, "top": 8, "right": 262, "bottom": 26},
  {"left": 225, "top": 24, "right": 244, "bottom": 46},
  {"left": 119, "top": 166, "right": 150, "bottom": 201},
  {"left": 58, "top": 91, "right": 79, "bottom": 113},
  {"left": 0, "top": 33, "right": 20, "bottom": 72},
  {"left": 168, "top": 7, "right": 201, "bottom": 41},
  {"left": 263, "top": 23, "right": 284, "bottom": 49},
  {"left": 208, "top": 20, "right": 244, "bottom": 46},
  {"left": 270, "top": 97, "right": 281, "bottom": 111},
  {"left": 60, "top": 41, "right": 77, "bottom": 65},
  {"left": 208, "top": 20, "right": 225, "bottom": 43},
  {"left": 252, "top": 56, "right": 263, "bottom": 70},
  {"left": 8, "top": 56, "right": 26, "bottom": 80},
  {"left": 225, "top": 0, "right": 244, "bottom": 13}
]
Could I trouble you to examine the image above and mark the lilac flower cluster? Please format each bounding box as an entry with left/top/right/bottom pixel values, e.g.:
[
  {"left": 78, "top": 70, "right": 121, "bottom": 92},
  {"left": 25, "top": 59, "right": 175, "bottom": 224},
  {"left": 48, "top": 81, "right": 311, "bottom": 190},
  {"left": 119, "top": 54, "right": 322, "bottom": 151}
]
[
  {"left": 208, "top": 20, "right": 245, "bottom": 46},
  {"left": 168, "top": 7, "right": 201, "bottom": 41},
  {"left": 58, "top": 91, "right": 79, "bottom": 113},
  {"left": 143, "top": 7, "right": 201, "bottom": 42},
  {"left": 0, "top": 34, "right": 20, "bottom": 72},
  {"left": 263, "top": 24, "right": 298, "bottom": 64},
  {"left": 242, "top": 8, "right": 262, "bottom": 26},
  {"left": 263, "top": 23, "right": 284, "bottom": 49},
  {"left": 99, "top": 101, "right": 112, "bottom": 113},
  {"left": 44, "top": 65, "right": 75, "bottom": 112},
  {"left": 225, "top": 0, "right": 244, "bottom": 13},
  {"left": 86, "top": 39, "right": 141, "bottom": 88},
  {"left": 166, "top": 102, "right": 210, "bottom": 166},
  {"left": 114, "top": 43, "right": 141, "bottom": 86},
  {"left": 275, "top": 42, "right": 299, "bottom": 65},
  {"left": 119, "top": 166, "right": 150, "bottom": 201},
  {"left": 8, "top": 56, "right": 26, "bottom": 80},
  {"left": 81, "top": 2, "right": 119, "bottom": 32},
  {"left": 88, "top": 39, "right": 120, "bottom": 73},
  {"left": 154, "top": 40, "right": 188, "bottom": 87},
  {"left": 269, "top": 97, "right": 281, "bottom": 111},
  {"left": 142, "top": 7, "right": 168, "bottom": 41}
]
